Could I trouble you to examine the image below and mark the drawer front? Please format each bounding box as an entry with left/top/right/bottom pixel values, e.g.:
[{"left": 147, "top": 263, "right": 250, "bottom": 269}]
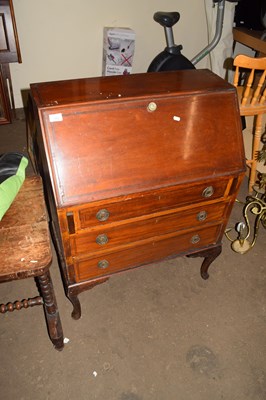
[
  {"left": 73, "top": 224, "right": 221, "bottom": 282},
  {"left": 70, "top": 201, "right": 227, "bottom": 255},
  {"left": 76, "top": 178, "right": 230, "bottom": 230}
]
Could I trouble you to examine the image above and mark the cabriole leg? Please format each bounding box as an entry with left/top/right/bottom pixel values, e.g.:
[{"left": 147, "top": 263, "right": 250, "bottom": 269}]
[
  {"left": 67, "top": 293, "right": 81, "bottom": 320},
  {"left": 187, "top": 244, "right": 222, "bottom": 280},
  {"left": 67, "top": 277, "right": 109, "bottom": 320}
]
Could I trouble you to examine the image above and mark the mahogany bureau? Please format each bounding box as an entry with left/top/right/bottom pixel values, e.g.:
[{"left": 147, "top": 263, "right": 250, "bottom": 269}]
[{"left": 30, "top": 69, "right": 246, "bottom": 319}]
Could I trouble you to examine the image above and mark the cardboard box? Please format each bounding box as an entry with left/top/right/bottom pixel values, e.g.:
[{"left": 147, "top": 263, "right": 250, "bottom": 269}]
[{"left": 102, "top": 27, "right": 135, "bottom": 76}]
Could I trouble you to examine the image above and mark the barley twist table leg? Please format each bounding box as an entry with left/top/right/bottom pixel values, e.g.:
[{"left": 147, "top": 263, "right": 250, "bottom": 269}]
[
  {"left": 37, "top": 271, "right": 64, "bottom": 351},
  {"left": 0, "top": 297, "right": 43, "bottom": 313}
]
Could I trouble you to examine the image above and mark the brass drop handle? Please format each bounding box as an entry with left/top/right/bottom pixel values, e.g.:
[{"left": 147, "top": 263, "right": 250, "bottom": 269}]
[
  {"left": 98, "top": 260, "right": 109, "bottom": 269},
  {"left": 96, "top": 209, "right": 110, "bottom": 222},
  {"left": 197, "top": 211, "right": 207, "bottom": 221},
  {"left": 191, "top": 234, "right": 200, "bottom": 244},
  {"left": 202, "top": 186, "right": 214, "bottom": 198},
  {"left": 96, "top": 234, "right": 109, "bottom": 245}
]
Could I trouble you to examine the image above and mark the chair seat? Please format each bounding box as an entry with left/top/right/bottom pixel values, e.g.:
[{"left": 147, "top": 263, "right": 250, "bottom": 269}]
[
  {"left": 237, "top": 86, "right": 266, "bottom": 116},
  {"left": 0, "top": 176, "right": 52, "bottom": 282}
]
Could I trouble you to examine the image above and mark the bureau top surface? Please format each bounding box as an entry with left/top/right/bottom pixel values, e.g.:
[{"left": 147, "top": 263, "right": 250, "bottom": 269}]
[
  {"left": 30, "top": 69, "right": 245, "bottom": 208},
  {"left": 31, "top": 69, "right": 233, "bottom": 108}
]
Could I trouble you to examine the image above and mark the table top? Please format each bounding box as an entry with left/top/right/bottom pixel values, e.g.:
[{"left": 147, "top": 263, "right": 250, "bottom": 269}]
[
  {"left": 0, "top": 176, "right": 52, "bottom": 282},
  {"left": 30, "top": 69, "right": 234, "bottom": 108},
  {"left": 233, "top": 27, "right": 266, "bottom": 55}
]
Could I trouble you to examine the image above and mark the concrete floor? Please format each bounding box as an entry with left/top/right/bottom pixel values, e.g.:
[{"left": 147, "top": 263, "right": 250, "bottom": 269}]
[{"left": 0, "top": 114, "right": 266, "bottom": 400}]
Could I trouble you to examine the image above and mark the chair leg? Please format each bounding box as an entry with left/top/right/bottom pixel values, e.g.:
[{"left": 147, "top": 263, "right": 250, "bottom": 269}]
[
  {"left": 249, "top": 114, "right": 263, "bottom": 193},
  {"left": 37, "top": 271, "right": 64, "bottom": 351}
]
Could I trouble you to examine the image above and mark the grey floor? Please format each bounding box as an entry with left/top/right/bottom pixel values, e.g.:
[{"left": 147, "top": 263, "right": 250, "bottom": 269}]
[{"left": 0, "top": 114, "right": 266, "bottom": 400}]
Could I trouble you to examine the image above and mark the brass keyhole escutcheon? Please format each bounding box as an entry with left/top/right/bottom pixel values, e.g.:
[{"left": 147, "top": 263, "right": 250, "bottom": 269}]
[
  {"left": 98, "top": 259, "right": 109, "bottom": 269},
  {"left": 96, "top": 209, "right": 110, "bottom": 222},
  {"left": 202, "top": 186, "right": 214, "bottom": 198},
  {"left": 191, "top": 234, "right": 200, "bottom": 244},
  {"left": 147, "top": 102, "right": 157, "bottom": 112},
  {"left": 96, "top": 234, "right": 109, "bottom": 245},
  {"left": 197, "top": 211, "right": 207, "bottom": 221}
]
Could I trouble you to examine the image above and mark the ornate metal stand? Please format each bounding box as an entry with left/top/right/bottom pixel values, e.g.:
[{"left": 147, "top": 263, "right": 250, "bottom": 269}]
[{"left": 225, "top": 186, "right": 266, "bottom": 254}]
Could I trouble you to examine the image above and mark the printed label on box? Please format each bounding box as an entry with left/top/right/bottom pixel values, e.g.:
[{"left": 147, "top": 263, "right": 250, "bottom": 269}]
[{"left": 102, "top": 27, "right": 135, "bottom": 76}]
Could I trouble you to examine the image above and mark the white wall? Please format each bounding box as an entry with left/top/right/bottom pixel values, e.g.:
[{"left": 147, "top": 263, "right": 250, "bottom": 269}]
[{"left": 11, "top": 0, "right": 209, "bottom": 108}]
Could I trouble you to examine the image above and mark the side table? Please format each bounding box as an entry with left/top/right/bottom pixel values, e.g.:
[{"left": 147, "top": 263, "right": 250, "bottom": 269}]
[{"left": 0, "top": 176, "right": 64, "bottom": 350}]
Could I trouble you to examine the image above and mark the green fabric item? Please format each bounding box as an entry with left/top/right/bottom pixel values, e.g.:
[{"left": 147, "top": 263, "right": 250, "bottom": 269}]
[{"left": 0, "top": 155, "right": 28, "bottom": 221}]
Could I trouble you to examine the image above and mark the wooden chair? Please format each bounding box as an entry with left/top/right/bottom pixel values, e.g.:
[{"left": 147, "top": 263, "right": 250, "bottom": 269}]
[
  {"left": 0, "top": 176, "right": 64, "bottom": 350},
  {"left": 233, "top": 54, "right": 266, "bottom": 193}
]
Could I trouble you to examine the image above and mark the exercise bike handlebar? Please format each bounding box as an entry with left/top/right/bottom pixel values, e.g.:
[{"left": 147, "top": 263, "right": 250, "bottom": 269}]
[{"left": 191, "top": 0, "right": 225, "bottom": 65}]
